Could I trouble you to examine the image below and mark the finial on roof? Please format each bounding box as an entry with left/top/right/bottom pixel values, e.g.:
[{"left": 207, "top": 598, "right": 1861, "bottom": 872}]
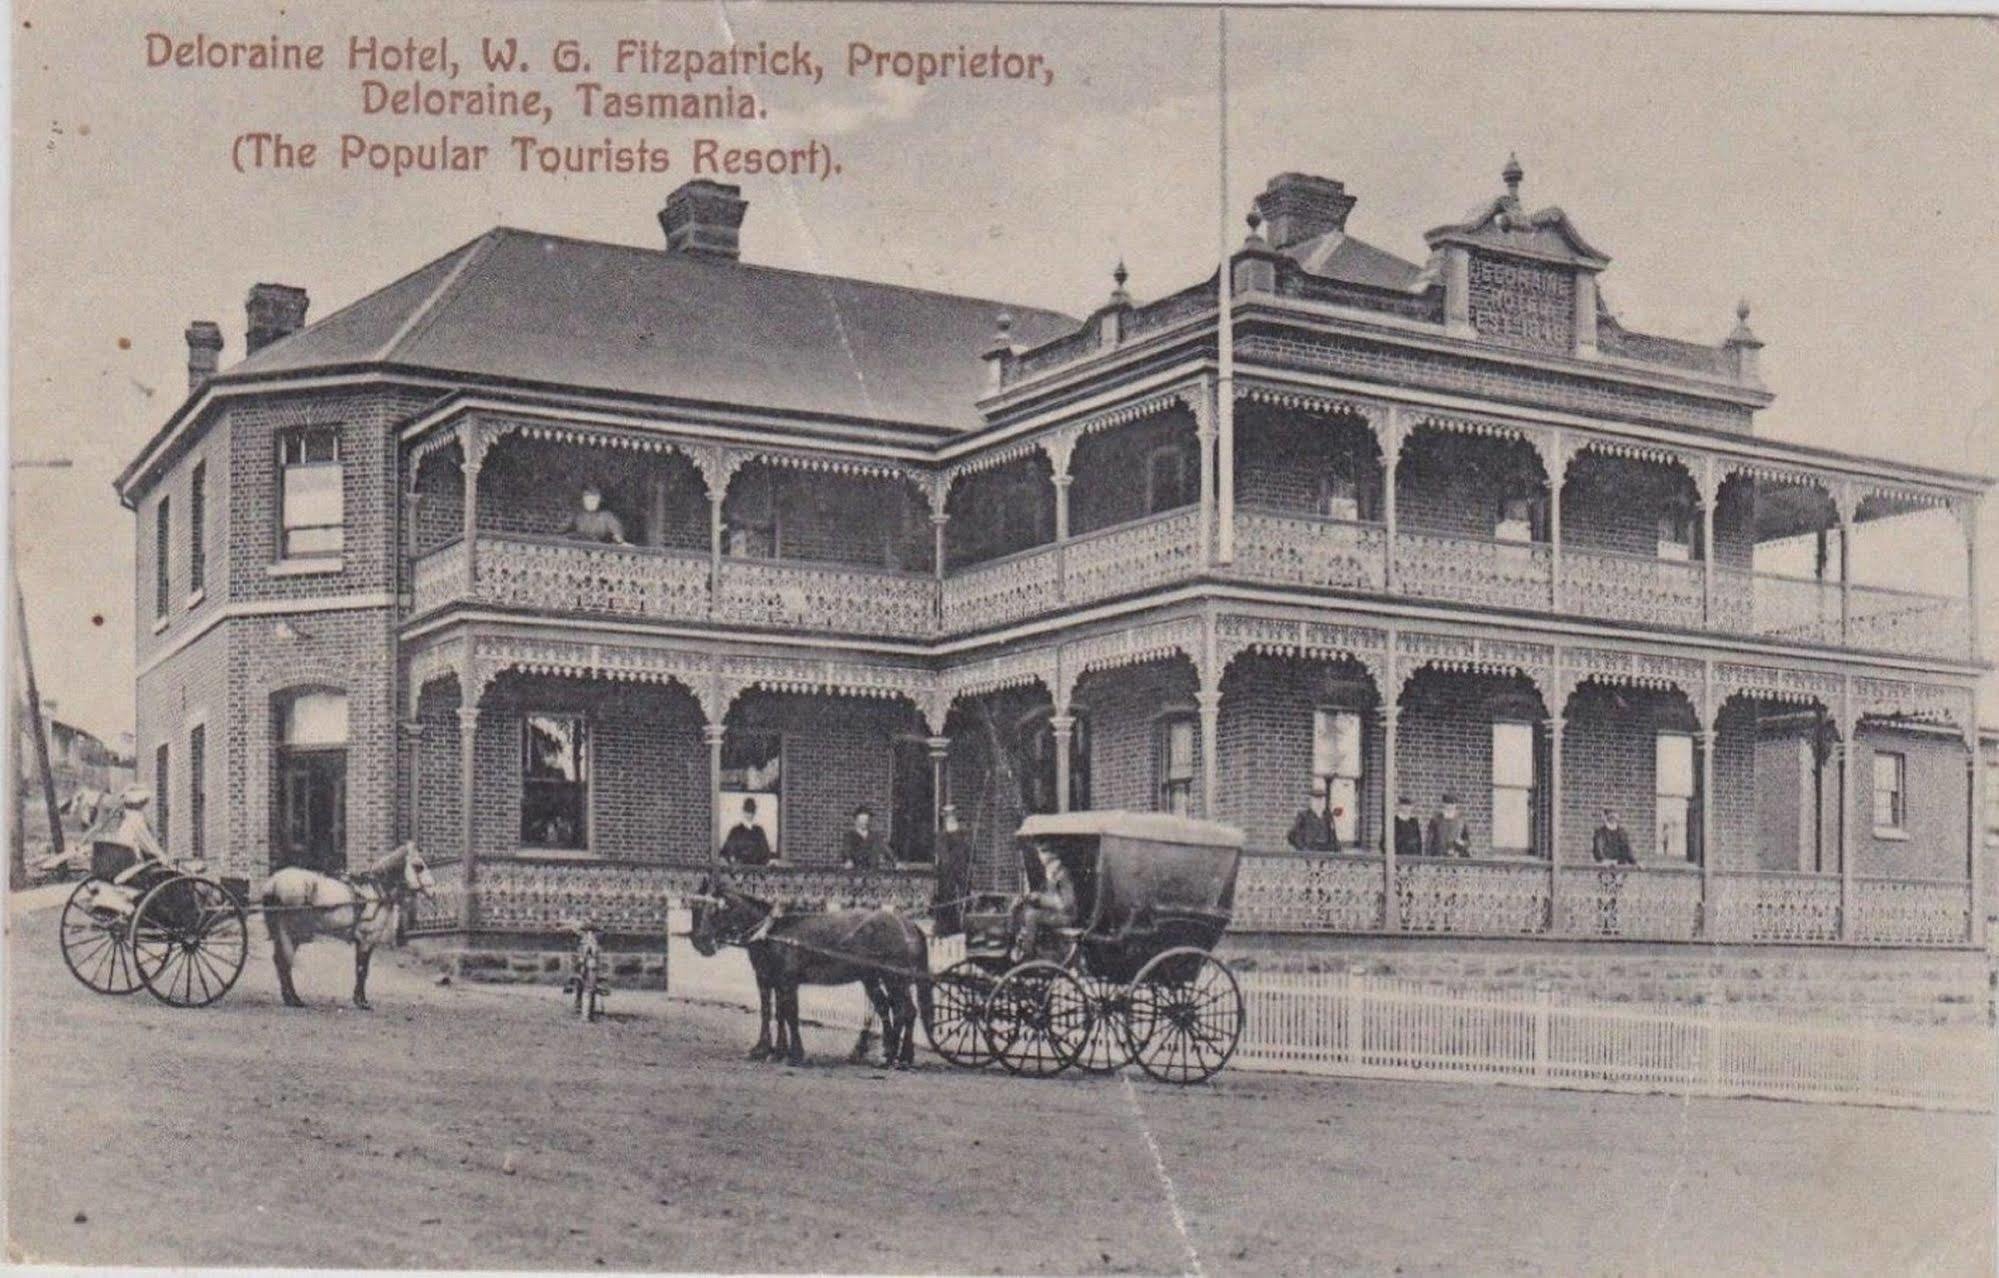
[
  {"left": 1110, "top": 259, "right": 1131, "bottom": 307},
  {"left": 1503, "top": 152, "right": 1523, "bottom": 200},
  {"left": 997, "top": 310, "right": 1013, "bottom": 337},
  {"left": 1725, "top": 297, "right": 1763, "bottom": 350},
  {"left": 1243, "top": 209, "right": 1268, "bottom": 250}
]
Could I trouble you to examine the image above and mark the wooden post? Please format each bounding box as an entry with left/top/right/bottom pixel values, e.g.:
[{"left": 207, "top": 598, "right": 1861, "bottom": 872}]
[
  {"left": 1382, "top": 451, "right": 1400, "bottom": 595},
  {"left": 707, "top": 491, "right": 724, "bottom": 614},
  {"left": 705, "top": 723, "right": 727, "bottom": 870},
  {"left": 1053, "top": 475, "right": 1072, "bottom": 602},
  {"left": 928, "top": 736, "right": 950, "bottom": 841},
  {"left": 1050, "top": 714, "right": 1075, "bottom": 814},
  {"left": 13, "top": 582, "right": 63, "bottom": 873},
  {"left": 1969, "top": 736, "right": 1985, "bottom": 946},
  {"left": 1546, "top": 715, "right": 1564, "bottom": 933},
  {"left": 1963, "top": 499, "right": 1982, "bottom": 660},
  {"left": 1838, "top": 680, "right": 1855, "bottom": 941},
  {"left": 1699, "top": 728, "right": 1717, "bottom": 929},
  {"left": 1196, "top": 382, "right": 1217, "bottom": 567},
  {"left": 459, "top": 424, "right": 486, "bottom": 594},
  {"left": 457, "top": 704, "right": 481, "bottom": 931},
  {"left": 1381, "top": 705, "right": 1400, "bottom": 932},
  {"left": 1701, "top": 489, "right": 1717, "bottom": 628},
  {"left": 1548, "top": 433, "right": 1565, "bottom": 614},
  {"left": 1196, "top": 690, "right": 1221, "bottom": 821}
]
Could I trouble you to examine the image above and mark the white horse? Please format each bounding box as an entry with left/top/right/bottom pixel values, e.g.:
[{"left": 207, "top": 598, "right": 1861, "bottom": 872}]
[{"left": 261, "top": 843, "right": 434, "bottom": 1009}]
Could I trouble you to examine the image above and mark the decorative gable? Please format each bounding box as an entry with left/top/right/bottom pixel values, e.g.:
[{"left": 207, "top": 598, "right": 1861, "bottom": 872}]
[{"left": 1424, "top": 156, "right": 1609, "bottom": 357}]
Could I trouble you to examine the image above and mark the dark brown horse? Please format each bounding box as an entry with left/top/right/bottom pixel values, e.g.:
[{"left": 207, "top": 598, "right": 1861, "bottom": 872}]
[
  {"left": 688, "top": 880, "right": 932, "bottom": 1067},
  {"left": 262, "top": 843, "right": 434, "bottom": 1009}
]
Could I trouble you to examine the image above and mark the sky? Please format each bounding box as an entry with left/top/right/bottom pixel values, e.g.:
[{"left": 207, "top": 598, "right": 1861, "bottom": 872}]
[{"left": 7, "top": 3, "right": 1997, "bottom": 741}]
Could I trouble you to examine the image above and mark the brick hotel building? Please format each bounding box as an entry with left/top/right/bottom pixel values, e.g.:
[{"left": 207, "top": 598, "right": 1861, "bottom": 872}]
[{"left": 116, "top": 163, "right": 1992, "bottom": 995}]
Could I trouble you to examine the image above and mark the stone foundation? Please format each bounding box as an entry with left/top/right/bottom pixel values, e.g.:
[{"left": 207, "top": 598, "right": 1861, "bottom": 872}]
[
  {"left": 1220, "top": 933, "right": 1998, "bottom": 1027},
  {"left": 405, "top": 931, "right": 672, "bottom": 990}
]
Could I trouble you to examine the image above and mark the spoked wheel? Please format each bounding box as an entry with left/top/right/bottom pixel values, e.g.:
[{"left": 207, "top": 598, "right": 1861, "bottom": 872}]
[
  {"left": 1127, "top": 948, "right": 1244, "bottom": 1085},
  {"left": 924, "top": 960, "right": 1000, "bottom": 1068},
  {"left": 983, "top": 960, "right": 1093, "bottom": 1078},
  {"left": 59, "top": 878, "right": 143, "bottom": 995},
  {"left": 129, "top": 876, "right": 249, "bottom": 1008},
  {"left": 1076, "top": 973, "right": 1141, "bottom": 1074}
]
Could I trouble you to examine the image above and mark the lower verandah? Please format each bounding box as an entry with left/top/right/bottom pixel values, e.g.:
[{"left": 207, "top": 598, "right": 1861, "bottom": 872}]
[{"left": 405, "top": 656, "right": 1978, "bottom": 947}]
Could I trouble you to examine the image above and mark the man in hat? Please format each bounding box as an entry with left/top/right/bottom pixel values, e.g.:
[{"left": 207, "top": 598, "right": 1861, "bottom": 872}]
[
  {"left": 563, "top": 485, "right": 628, "bottom": 545},
  {"left": 1426, "top": 793, "right": 1471, "bottom": 858},
  {"left": 1591, "top": 808, "right": 1639, "bottom": 866},
  {"left": 842, "top": 805, "right": 892, "bottom": 870},
  {"left": 1286, "top": 792, "right": 1340, "bottom": 853},
  {"left": 1393, "top": 795, "right": 1425, "bottom": 859},
  {"left": 1015, "top": 845, "right": 1078, "bottom": 962},
  {"left": 718, "top": 796, "right": 773, "bottom": 866},
  {"left": 931, "top": 804, "right": 973, "bottom": 937}
]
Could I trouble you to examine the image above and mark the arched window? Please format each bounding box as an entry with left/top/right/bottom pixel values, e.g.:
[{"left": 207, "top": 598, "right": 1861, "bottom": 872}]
[{"left": 275, "top": 688, "right": 348, "bottom": 873}]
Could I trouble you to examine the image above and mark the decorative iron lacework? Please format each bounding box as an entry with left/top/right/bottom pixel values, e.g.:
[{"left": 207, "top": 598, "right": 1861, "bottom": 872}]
[
  {"left": 1062, "top": 616, "right": 1205, "bottom": 702},
  {"left": 944, "top": 648, "right": 1060, "bottom": 704},
  {"left": 1215, "top": 614, "right": 1388, "bottom": 690},
  {"left": 1555, "top": 866, "right": 1702, "bottom": 941},
  {"left": 1853, "top": 678, "right": 1973, "bottom": 733},
  {"left": 1409, "top": 409, "right": 1559, "bottom": 474},
  {"left": 407, "top": 637, "right": 470, "bottom": 698},
  {"left": 1557, "top": 647, "right": 1704, "bottom": 706},
  {"left": 1713, "top": 662, "right": 1843, "bottom": 710},
  {"left": 1566, "top": 434, "right": 1696, "bottom": 477},
  {"left": 1234, "top": 382, "right": 1385, "bottom": 430}
]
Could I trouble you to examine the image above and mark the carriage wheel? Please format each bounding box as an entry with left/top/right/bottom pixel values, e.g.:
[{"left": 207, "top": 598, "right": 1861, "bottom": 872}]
[
  {"left": 924, "top": 960, "right": 999, "bottom": 1068},
  {"left": 983, "top": 961, "right": 1093, "bottom": 1078},
  {"left": 59, "top": 878, "right": 143, "bottom": 996},
  {"left": 1127, "top": 949, "right": 1243, "bottom": 1085},
  {"left": 129, "top": 876, "right": 248, "bottom": 1009},
  {"left": 1076, "top": 973, "right": 1141, "bottom": 1074}
]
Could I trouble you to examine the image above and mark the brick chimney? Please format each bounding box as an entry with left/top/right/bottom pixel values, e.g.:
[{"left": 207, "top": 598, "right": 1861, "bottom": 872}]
[
  {"left": 245, "top": 283, "right": 309, "bottom": 355},
  {"left": 1253, "top": 173, "right": 1358, "bottom": 251},
  {"left": 184, "top": 321, "right": 223, "bottom": 392},
  {"left": 659, "top": 180, "right": 747, "bottom": 259}
]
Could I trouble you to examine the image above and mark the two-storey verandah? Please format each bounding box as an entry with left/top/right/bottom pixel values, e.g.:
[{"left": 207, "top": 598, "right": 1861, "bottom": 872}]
[{"left": 394, "top": 351, "right": 1986, "bottom": 955}]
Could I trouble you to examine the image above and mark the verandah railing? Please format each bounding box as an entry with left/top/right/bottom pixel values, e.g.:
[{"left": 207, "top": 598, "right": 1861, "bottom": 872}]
[{"left": 1233, "top": 852, "right": 1973, "bottom": 947}]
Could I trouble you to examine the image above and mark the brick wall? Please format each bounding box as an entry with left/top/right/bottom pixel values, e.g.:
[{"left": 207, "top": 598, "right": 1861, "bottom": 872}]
[
  {"left": 467, "top": 673, "right": 709, "bottom": 862},
  {"left": 1562, "top": 453, "right": 1695, "bottom": 558},
  {"left": 1396, "top": 669, "right": 1546, "bottom": 856},
  {"left": 133, "top": 626, "right": 231, "bottom": 868},
  {"left": 476, "top": 438, "right": 708, "bottom": 550},
  {"left": 1216, "top": 654, "right": 1383, "bottom": 851},
  {"left": 943, "top": 453, "right": 1054, "bottom": 569},
  {"left": 1076, "top": 659, "right": 1203, "bottom": 816},
  {"left": 413, "top": 449, "right": 465, "bottom": 556},
  {"left": 413, "top": 679, "right": 463, "bottom": 861},
  {"left": 1557, "top": 683, "right": 1699, "bottom": 864},
  {"left": 727, "top": 690, "right": 917, "bottom": 863},
  {"left": 1234, "top": 405, "right": 1383, "bottom": 516},
  {"left": 724, "top": 464, "right": 932, "bottom": 571},
  {"left": 1069, "top": 409, "right": 1199, "bottom": 536},
  {"left": 1850, "top": 725, "right": 1972, "bottom": 880},
  {"left": 1397, "top": 431, "right": 1545, "bottom": 539},
  {"left": 133, "top": 424, "right": 232, "bottom": 671}
]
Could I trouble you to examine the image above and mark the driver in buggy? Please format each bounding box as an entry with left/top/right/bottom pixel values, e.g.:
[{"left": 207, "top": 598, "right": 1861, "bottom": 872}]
[
  {"left": 77, "top": 787, "right": 171, "bottom": 915},
  {"left": 1014, "top": 845, "right": 1079, "bottom": 962}
]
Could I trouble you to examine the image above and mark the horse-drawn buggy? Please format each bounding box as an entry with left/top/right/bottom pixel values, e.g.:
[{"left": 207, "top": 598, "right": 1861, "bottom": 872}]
[
  {"left": 58, "top": 838, "right": 432, "bottom": 1009},
  {"left": 925, "top": 812, "right": 1246, "bottom": 1084},
  {"left": 57, "top": 842, "right": 253, "bottom": 1007}
]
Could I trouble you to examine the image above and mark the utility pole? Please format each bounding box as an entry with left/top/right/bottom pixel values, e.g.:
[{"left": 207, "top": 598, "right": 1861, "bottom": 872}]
[{"left": 11, "top": 456, "right": 74, "bottom": 888}]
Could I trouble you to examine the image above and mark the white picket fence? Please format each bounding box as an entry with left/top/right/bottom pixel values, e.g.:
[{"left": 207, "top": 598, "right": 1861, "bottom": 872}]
[
  {"left": 917, "top": 934, "right": 1991, "bottom": 1110},
  {"left": 1232, "top": 968, "right": 1995, "bottom": 1113}
]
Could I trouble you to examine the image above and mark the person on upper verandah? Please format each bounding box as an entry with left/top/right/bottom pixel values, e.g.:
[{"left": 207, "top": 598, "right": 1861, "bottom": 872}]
[
  {"left": 1286, "top": 792, "right": 1341, "bottom": 853},
  {"left": 1591, "top": 808, "right": 1639, "bottom": 866},
  {"left": 563, "top": 485, "right": 628, "bottom": 545},
  {"left": 1016, "top": 846, "right": 1079, "bottom": 961},
  {"left": 842, "top": 805, "right": 893, "bottom": 871},
  {"left": 1393, "top": 795, "right": 1425, "bottom": 859},
  {"left": 1425, "top": 793, "right": 1471, "bottom": 858},
  {"left": 718, "top": 796, "right": 774, "bottom": 866}
]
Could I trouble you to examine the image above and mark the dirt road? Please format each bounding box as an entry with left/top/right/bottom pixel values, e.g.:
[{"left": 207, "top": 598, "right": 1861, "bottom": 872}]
[{"left": 5, "top": 897, "right": 1991, "bottom": 1275}]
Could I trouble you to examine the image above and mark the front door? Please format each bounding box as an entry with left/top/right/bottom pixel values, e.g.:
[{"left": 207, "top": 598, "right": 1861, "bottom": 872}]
[{"left": 278, "top": 748, "right": 346, "bottom": 873}]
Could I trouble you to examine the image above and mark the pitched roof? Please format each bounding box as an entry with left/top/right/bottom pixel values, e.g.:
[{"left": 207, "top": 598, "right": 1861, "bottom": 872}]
[
  {"left": 1278, "top": 230, "right": 1429, "bottom": 292},
  {"left": 226, "top": 228, "right": 1078, "bottom": 431}
]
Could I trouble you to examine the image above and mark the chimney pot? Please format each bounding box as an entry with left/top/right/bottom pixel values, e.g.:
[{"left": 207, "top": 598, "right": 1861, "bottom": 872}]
[
  {"left": 184, "top": 321, "right": 224, "bottom": 393},
  {"left": 245, "top": 283, "right": 309, "bottom": 355},
  {"left": 659, "top": 180, "right": 748, "bottom": 260},
  {"left": 1252, "top": 173, "right": 1358, "bottom": 251}
]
